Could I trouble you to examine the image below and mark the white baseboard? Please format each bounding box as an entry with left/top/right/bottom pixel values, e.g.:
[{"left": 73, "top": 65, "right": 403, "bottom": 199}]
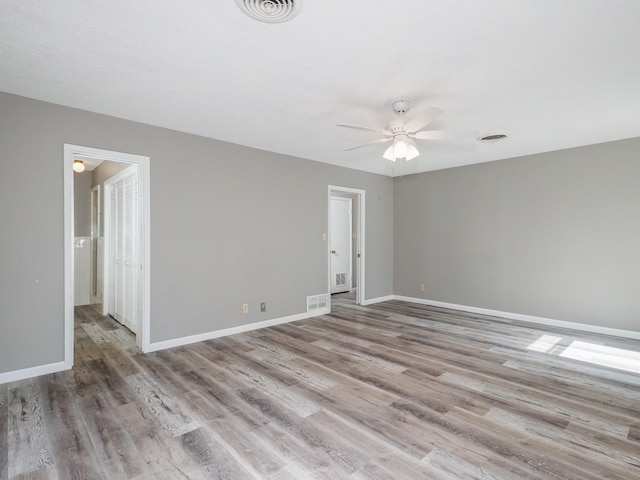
[
  {"left": 393, "top": 295, "right": 640, "bottom": 340},
  {"left": 0, "top": 360, "right": 67, "bottom": 385},
  {"left": 147, "top": 307, "right": 330, "bottom": 352},
  {"left": 361, "top": 295, "right": 395, "bottom": 306},
  {"left": 7, "top": 295, "right": 636, "bottom": 384}
]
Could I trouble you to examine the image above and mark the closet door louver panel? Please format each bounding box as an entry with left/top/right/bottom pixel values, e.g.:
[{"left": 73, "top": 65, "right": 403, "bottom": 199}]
[
  {"left": 115, "top": 179, "right": 126, "bottom": 324},
  {"left": 122, "top": 173, "right": 139, "bottom": 332},
  {"left": 109, "top": 184, "right": 116, "bottom": 319},
  {"left": 107, "top": 167, "right": 140, "bottom": 334}
]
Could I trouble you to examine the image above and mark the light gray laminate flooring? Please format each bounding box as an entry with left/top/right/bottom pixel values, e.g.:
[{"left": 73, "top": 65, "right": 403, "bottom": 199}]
[{"left": 1, "top": 297, "right": 639, "bottom": 479}]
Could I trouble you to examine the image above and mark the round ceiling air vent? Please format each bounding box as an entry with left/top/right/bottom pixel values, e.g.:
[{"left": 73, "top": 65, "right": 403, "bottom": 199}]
[{"left": 235, "top": 0, "right": 302, "bottom": 23}]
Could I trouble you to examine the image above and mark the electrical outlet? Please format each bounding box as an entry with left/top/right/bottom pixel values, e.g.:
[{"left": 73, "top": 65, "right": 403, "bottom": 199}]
[
  {"left": 242, "top": 303, "right": 249, "bottom": 314},
  {"left": 419, "top": 283, "right": 425, "bottom": 292},
  {"left": 260, "top": 302, "right": 266, "bottom": 312}
]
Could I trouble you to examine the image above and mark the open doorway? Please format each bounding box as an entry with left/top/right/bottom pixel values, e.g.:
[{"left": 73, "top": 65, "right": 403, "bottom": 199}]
[
  {"left": 328, "top": 186, "right": 365, "bottom": 308},
  {"left": 330, "top": 196, "right": 353, "bottom": 295},
  {"left": 64, "top": 145, "right": 151, "bottom": 369}
]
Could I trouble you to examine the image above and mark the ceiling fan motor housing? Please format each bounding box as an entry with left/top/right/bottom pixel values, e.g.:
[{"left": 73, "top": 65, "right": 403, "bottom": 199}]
[
  {"left": 386, "top": 117, "right": 406, "bottom": 133},
  {"left": 392, "top": 100, "right": 410, "bottom": 115}
]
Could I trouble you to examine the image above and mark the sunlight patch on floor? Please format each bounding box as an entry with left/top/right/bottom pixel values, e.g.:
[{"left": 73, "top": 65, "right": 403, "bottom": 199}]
[
  {"left": 525, "top": 334, "right": 563, "bottom": 353},
  {"left": 559, "top": 341, "right": 640, "bottom": 374},
  {"left": 526, "top": 333, "right": 640, "bottom": 374}
]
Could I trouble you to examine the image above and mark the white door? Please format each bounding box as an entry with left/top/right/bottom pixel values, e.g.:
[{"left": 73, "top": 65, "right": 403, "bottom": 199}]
[
  {"left": 107, "top": 166, "right": 140, "bottom": 333},
  {"left": 330, "top": 197, "right": 352, "bottom": 294}
]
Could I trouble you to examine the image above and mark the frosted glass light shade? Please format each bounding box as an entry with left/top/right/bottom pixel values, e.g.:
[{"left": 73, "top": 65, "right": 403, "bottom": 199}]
[
  {"left": 383, "top": 137, "right": 421, "bottom": 162},
  {"left": 73, "top": 159, "right": 85, "bottom": 173},
  {"left": 394, "top": 140, "right": 408, "bottom": 158},
  {"left": 405, "top": 142, "right": 420, "bottom": 161},
  {"left": 383, "top": 144, "right": 396, "bottom": 161}
]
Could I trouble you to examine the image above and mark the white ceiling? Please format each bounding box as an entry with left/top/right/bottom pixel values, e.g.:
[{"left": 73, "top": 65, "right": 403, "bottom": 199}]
[{"left": 2, "top": 1, "right": 640, "bottom": 177}]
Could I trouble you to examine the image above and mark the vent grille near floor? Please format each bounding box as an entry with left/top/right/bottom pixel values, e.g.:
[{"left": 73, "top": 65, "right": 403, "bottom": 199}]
[{"left": 307, "top": 294, "right": 328, "bottom": 312}]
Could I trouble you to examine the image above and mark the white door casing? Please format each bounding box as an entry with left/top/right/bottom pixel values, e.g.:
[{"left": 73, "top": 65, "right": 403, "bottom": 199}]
[
  {"left": 64, "top": 144, "right": 151, "bottom": 369},
  {"left": 327, "top": 186, "right": 365, "bottom": 306},
  {"left": 330, "top": 197, "right": 352, "bottom": 294}
]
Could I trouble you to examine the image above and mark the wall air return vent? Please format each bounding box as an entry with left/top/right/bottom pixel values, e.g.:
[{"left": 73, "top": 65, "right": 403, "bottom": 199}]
[
  {"left": 235, "top": 0, "right": 302, "bottom": 23},
  {"left": 307, "top": 294, "right": 328, "bottom": 312}
]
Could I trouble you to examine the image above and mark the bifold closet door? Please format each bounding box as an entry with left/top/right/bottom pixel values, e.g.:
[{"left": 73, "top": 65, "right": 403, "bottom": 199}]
[{"left": 108, "top": 169, "right": 140, "bottom": 333}]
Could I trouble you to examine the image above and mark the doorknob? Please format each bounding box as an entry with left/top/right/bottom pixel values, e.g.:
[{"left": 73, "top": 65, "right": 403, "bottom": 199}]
[{"left": 331, "top": 250, "right": 336, "bottom": 254}]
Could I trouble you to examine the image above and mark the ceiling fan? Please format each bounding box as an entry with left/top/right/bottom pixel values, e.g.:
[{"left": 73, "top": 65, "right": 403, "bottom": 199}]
[{"left": 338, "top": 100, "right": 471, "bottom": 162}]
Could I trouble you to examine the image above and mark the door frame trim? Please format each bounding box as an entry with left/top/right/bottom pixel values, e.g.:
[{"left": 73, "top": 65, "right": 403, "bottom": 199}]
[
  {"left": 329, "top": 196, "right": 353, "bottom": 294},
  {"left": 327, "top": 185, "right": 365, "bottom": 308},
  {"left": 64, "top": 144, "right": 151, "bottom": 370}
]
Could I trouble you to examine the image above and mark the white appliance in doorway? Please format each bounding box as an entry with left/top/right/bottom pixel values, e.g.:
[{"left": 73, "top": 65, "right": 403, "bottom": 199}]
[{"left": 330, "top": 196, "right": 353, "bottom": 294}]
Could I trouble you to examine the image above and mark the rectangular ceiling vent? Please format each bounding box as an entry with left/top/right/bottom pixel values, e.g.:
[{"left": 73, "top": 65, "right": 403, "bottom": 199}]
[{"left": 307, "top": 294, "right": 328, "bottom": 312}]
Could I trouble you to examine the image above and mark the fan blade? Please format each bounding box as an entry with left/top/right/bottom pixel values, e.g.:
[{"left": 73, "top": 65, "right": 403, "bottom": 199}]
[
  {"left": 404, "top": 107, "right": 443, "bottom": 133},
  {"left": 337, "top": 124, "right": 390, "bottom": 135},
  {"left": 345, "top": 137, "right": 392, "bottom": 151},
  {"left": 412, "top": 130, "right": 475, "bottom": 140}
]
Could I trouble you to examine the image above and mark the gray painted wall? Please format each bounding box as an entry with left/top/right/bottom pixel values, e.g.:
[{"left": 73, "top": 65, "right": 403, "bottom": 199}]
[
  {"left": 394, "top": 138, "right": 640, "bottom": 332},
  {"left": 0, "top": 92, "right": 393, "bottom": 374},
  {"left": 73, "top": 171, "right": 92, "bottom": 236}
]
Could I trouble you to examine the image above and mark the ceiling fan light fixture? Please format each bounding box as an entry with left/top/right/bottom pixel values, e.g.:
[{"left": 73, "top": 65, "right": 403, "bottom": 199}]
[
  {"left": 405, "top": 140, "right": 420, "bottom": 161},
  {"left": 383, "top": 144, "right": 396, "bottom": 161},
  {"left": 382, "top": 136, "right": 420, "bottom": 162},
  {"left": 73, "top": 159, "right": 85, "bottom": 173},
  {"left": 394, "top": 137, "right": 408, "bottom": 158},
  {"left": 340, "top": 100, "right": 461, "bottom": 163}
]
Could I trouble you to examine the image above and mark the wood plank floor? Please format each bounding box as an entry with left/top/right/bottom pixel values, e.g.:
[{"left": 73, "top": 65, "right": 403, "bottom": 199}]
[{"left": 1, "top": 296, "right": 639, "bottom": 479}]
